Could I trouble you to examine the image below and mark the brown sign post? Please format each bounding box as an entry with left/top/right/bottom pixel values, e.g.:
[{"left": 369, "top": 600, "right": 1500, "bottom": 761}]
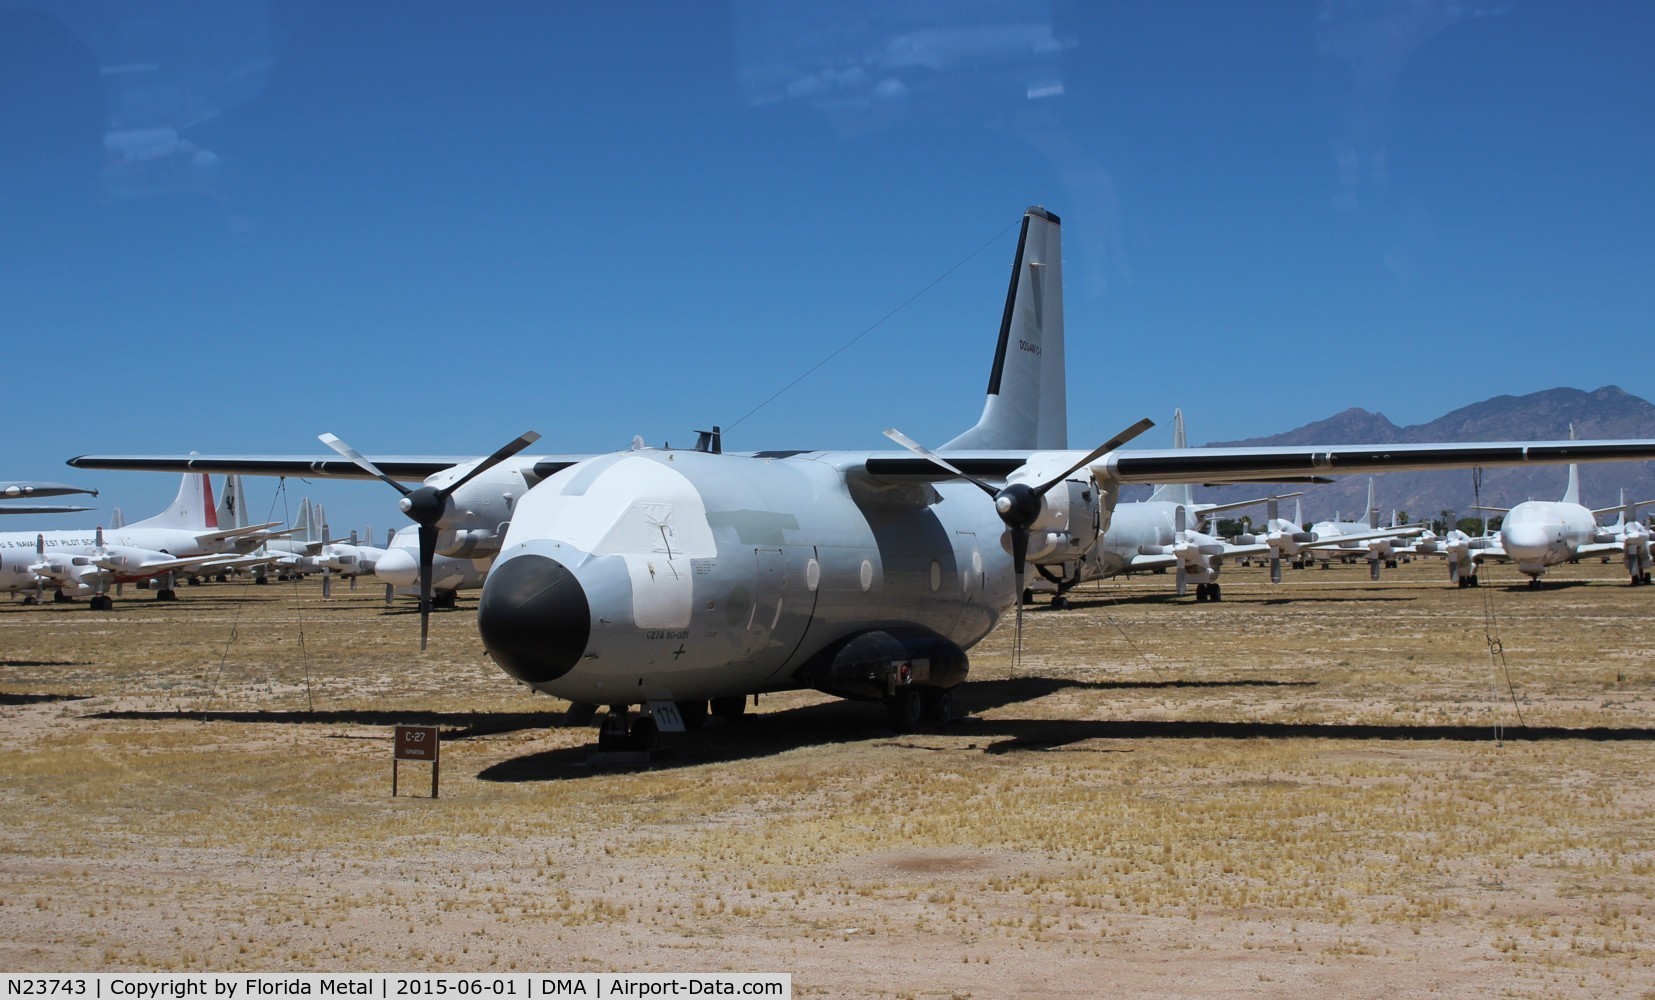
[{"left": 392, "top": 724, "right": 441, "bottom": 798}]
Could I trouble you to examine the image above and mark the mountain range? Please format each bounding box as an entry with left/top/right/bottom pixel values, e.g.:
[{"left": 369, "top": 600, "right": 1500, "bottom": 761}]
[{"left": 1123, "top": 386, "right": 1655, "bottom": 524}]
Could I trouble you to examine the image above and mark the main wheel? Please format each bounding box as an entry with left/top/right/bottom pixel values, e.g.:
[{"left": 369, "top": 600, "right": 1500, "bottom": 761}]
[
  {"left": 1210, "top": 583, "right": 1222, "bottom": 602},
  {"left": 886, "top": 688, "right": 924, "bottom": 731},
  {"left": 922, "top": 688, "right": 953, "bottom": 724}
]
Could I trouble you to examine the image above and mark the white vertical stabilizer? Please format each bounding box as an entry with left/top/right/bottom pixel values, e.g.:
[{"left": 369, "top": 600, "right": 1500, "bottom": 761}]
[
  {"left": 125, "top": 473, "right": 219, "bottom": 531},
  {"left": 941, "top": 206, "right": 1067, "bottom": 452},
  {"left": 1562, "top": 424, "right": 1580, "bottom": 505},
  {"left": 1147, "top": 409, "right": 1195, "bottom": 508}
]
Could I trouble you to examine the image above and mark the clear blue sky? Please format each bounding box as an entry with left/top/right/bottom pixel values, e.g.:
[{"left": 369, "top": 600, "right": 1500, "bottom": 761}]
[{"left": 3, "top": 1, "right": 1652, "bottom": 534}]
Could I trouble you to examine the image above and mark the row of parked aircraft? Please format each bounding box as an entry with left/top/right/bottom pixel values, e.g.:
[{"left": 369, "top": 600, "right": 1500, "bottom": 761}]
[
  {"left": 0, "top": 473, "right": 492, "bottom": 610},
  {"left": 61, "top": 206, "right": 1655, "bottom": 748}
]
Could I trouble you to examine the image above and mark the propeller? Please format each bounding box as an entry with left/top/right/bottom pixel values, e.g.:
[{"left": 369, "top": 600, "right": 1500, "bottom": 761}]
[
  {"left": 1170, "top": 503, "right": 1187, "bottom": 596},
  {"left": 320, "top": 430, "right": 542, "bottom": 649},
  {"left": 317, "top": 506, "right": 333, "bottom": 599},
  {"left": 884, "top": 417, "right": 1154, "bottom": 672},
  {"left": 33, "top": 533, "right": 45, "bottom": 604},
  {"left": 1266, "top": 497, "right": 1282, "bottom": 584}
]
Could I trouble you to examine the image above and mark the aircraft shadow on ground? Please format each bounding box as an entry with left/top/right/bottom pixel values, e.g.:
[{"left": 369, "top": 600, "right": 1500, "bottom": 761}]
[
  {"left": 0, "top": 692, "right": 91, "bottom": 705},
  {"left": 473, "top": 675, "right": 1655, "bottom": 784},
  {"left": 0, "top": 658, "right": 93, "bottom": 667},
  {"left": 81, "top": 674, "right": 1655, "bottom": 785},
  {"left": 1061, "top": 593, "right": 1421, "bottom": 610},
  {"left": 89, "top": 708, "right": 566, "bottom": 739}
]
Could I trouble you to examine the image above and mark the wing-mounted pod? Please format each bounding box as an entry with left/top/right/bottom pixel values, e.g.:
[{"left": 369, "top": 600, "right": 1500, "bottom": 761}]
[{"left": 792, "top": 627, "right": 969, "bottom": 714}]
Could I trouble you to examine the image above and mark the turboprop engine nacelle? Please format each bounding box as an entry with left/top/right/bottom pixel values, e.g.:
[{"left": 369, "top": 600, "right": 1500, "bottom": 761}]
[
  {"left": 998, "top": 459, "right": 1103, "bottom": 565},
  {"left": 422, "top": 464, "right": 528, "bottom": 558}
]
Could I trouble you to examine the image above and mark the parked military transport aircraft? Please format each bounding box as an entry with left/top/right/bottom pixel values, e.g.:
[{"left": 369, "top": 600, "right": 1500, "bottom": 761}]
[{"left": 68, "top": 207, "right": 1655, "bottom": 747}]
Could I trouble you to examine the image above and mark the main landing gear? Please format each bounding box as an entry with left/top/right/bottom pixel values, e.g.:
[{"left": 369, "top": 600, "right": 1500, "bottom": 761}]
[
  {"left": 1193, "top": 582, "right": 1222, "bottom": 602},
  {"left": 884, "top": 686, "right": 954, "bottom": 731},
  {"left": 1456, "top": 574, "right": 1481, "bottom": 588}
]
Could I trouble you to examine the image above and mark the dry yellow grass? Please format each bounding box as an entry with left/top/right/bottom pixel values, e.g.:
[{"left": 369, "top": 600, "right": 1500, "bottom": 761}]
[{"left": 1, "top": 559, "right": 1652, "bottom": 997}]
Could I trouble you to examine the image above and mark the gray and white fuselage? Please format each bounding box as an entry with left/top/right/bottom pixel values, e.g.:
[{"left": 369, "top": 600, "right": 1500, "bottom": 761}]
[{"left": 479, "top": 448, "right": 1011, "bottom": 706}]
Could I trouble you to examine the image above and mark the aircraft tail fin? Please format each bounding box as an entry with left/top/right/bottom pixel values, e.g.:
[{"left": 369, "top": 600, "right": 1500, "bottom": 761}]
[
  {"left": 1147, "top": 409, "right": 1194, "bottom": 507},
  {"left": 1563, "top": 425, "right": 1581, "bottom": 505},
  {"left": 215, "top": 475, "right": 247, "bottom": 529},
  {"left": 293, "top": 499, "right": 314, "bottom": 542},
  {"left": 110, "top": 508, "right": 125, "bottom": 530},
  {"left": 941, "top": 206, "right": 1067, "bottom": 451},
  {"left": 124, "top": 473, "right": 219, "bottom": 531},
  {"left": 1366, "top": 478, "right": 1378, "bottom": 530}
]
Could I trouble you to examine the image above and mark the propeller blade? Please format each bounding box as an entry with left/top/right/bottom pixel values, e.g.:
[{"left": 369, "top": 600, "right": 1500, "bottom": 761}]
[
  {"left": 438, "top": 431, "right": 543, "bottom": 500},
  {"left": 882, "top": 428, "right": 998, "bottom": 497},
  {"left": 1270, "top": 555, "right": 1282, "bottom": 584},
  {"left": 1035, "top": 417, "right": 1155, "bottom": 496},
  {"left": 1370, "top": 559, "right": 1382, "bottom": 582},
  {"left": 318, "top": 433, "right": 412, "bottom": 496},
  {"left": 1010, "top": 527, "right": 1029, "bottom": 678},
  {"left": 417, "top": 523, "right": 438, "bottom": 651}
]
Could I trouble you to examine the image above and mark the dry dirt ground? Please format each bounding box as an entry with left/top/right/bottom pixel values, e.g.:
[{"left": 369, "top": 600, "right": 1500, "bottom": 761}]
[{"left": 2, "top": 560, "right": 1652, "bottom": 998}]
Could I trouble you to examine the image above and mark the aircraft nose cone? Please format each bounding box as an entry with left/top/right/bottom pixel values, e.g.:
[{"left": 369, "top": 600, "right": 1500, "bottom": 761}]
[
  {"left": 477, "top": 554, "right": 590, "bottom": 686},
  {"left": 373, "top": 548, "right": 418, "bottom": 587},
  {"left": 1502, "top": 524, "right": 1550, "bottom": 561}
]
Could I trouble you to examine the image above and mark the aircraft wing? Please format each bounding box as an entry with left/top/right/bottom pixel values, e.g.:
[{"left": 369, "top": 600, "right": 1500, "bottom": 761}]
[
  {"left": 2, "top": 481, "right": 98, "bottom": 499},
  {"left": 101, "top": 553, "right": 224, "bottom": 576},
  {"left": 66, "top": 453, "right": 588, "bottom": 484},
  {"left": 1576, "top": 542, "right": 1628, "bottom": 559},
  {"left": 1302, "top": 526, "right": 1425, "bottom": 550},
  {"left": 195, "top": 522, "right": 284, "bottom": 544},
  {"left": 0, "top": 505, "right": 95, "bottom": 516},
  {"left": 1092, "top": 439, "right": 1655, "bottom": 485}
]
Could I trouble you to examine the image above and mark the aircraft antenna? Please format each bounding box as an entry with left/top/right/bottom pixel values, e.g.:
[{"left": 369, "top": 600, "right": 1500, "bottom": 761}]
[
  {"left": 1471, "top": 467, "right": 1525, "bottom": 743},
  {"left": 203, "top": 477, "right": 316, "bottom": 716},
  {"left": 724, "top": 218, "right": 1020, "bottom": 435}
]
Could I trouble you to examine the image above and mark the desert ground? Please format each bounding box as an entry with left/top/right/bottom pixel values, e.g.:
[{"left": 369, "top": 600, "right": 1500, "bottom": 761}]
[{"left": 1, "top": 558, "right": 1651, "bottom": 998}]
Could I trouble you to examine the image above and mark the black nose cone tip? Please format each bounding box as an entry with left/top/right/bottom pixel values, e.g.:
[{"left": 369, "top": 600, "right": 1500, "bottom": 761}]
[{"left": 477, "top": 554, "right": 591, "bottom": 685}]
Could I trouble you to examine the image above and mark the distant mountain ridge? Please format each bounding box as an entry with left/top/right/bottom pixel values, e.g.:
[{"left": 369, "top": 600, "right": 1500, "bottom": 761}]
[{"left": 1131, "top": 386, "right": 1655, "bottom": 522}]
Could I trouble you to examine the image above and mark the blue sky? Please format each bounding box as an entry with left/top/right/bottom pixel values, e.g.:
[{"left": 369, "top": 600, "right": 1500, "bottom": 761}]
[{"left": 3, "top": 1, "right": 1652, "bottom": 534}]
